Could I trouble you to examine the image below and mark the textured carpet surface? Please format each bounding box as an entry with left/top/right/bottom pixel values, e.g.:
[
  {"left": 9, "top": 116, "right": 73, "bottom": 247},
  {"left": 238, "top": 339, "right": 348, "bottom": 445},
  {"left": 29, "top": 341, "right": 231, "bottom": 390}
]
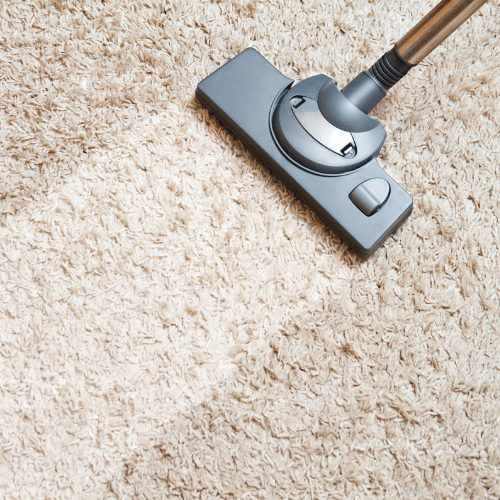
[{"left": 1, "top": 0, "right": 500, "bottom": 498}]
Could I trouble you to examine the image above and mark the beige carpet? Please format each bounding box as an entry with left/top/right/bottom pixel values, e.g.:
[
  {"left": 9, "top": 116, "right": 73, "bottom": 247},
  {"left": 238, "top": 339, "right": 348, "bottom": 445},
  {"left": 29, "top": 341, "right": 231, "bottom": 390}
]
[{"left": 1, "top": 0, "right": 500, "bottom": 498}]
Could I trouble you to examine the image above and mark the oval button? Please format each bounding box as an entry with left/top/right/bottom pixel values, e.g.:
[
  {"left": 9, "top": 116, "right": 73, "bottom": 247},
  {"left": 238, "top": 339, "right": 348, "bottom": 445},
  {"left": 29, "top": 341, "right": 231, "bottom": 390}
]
[{"left": 349, "top": 178, "right": 390, "bottom": 216}]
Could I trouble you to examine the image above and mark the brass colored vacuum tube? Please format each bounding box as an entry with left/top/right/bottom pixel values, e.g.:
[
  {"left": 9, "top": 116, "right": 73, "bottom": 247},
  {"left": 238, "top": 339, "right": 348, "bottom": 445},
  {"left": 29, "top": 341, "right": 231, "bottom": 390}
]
[{"left": 396, "top": 0, "right": 489, "bottom": 65}]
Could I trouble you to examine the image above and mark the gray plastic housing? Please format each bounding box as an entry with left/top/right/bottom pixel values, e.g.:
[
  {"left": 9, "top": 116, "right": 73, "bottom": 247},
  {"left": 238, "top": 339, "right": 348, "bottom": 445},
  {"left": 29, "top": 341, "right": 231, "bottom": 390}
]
[
  {"left": 196, "top": 48, "right": 413, "bottom": 258},
  {"left": 272, "top": 76, "right": 387, "bottom": 174}
]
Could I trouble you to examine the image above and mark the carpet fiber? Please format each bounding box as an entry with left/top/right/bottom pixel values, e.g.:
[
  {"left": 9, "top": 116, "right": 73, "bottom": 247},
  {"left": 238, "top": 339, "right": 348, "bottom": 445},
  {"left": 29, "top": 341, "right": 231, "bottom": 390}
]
[{"left": 1, "top": 0, "right": 500, "bottom": 498}]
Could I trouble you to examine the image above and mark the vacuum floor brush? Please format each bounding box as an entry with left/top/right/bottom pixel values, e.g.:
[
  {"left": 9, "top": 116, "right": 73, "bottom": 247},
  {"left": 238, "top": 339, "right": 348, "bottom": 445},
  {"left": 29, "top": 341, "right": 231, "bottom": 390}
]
[{"left": 197, "top": 0, "right": 488, "bottom": 258}]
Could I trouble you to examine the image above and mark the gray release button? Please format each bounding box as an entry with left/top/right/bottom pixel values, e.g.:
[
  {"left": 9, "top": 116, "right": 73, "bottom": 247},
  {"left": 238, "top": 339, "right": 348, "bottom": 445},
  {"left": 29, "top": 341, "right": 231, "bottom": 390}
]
[{"left": 349, "top": 178, "right": 390, "bottom": 216}]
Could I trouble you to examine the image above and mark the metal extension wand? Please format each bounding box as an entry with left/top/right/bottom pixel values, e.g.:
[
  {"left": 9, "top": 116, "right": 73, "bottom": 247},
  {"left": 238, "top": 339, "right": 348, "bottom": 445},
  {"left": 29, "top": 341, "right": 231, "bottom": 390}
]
[{"left": 341, "top": 0, "right": 488, "bottom": 113}]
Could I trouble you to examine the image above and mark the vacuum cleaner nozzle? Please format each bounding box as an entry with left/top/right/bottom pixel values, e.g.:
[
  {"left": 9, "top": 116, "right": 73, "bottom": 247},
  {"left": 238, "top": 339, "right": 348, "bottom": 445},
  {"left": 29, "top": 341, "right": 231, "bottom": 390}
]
[{"left": 196, "top": 0, "right": 488, "bottom": 257}]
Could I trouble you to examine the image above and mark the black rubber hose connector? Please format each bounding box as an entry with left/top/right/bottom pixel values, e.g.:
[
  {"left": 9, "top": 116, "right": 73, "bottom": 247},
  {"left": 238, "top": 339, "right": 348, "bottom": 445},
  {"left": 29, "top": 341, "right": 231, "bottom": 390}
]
[
  {"left": 369, "top": 45, "right": 415, "bottom": 91},
  {"left": 341, "top": 45, "right": 415, "bottom": 114}
]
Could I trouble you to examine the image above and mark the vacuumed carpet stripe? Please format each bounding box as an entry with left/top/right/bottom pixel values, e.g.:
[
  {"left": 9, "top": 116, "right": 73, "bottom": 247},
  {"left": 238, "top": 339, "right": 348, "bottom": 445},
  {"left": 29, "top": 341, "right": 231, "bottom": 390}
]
[{"left": 1, "top": 0, "right": 499, "bottom": 498}]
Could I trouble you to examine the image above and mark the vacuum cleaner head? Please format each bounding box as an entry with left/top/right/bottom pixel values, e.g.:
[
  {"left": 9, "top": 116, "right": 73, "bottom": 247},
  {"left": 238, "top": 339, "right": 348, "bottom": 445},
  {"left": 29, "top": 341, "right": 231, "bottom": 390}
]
[
  {"left": 197, "top": 48, "right": 412, "bottom": 258},
  {"left": 196, "top": 0, "right": 487, "bottom": 258}
]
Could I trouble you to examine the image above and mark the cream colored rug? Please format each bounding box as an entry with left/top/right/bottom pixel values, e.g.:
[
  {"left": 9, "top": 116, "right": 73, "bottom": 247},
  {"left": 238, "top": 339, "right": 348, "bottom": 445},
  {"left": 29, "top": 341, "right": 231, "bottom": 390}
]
[{"left": 1, "top": 0, "right": 500, "bottom": 498}]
